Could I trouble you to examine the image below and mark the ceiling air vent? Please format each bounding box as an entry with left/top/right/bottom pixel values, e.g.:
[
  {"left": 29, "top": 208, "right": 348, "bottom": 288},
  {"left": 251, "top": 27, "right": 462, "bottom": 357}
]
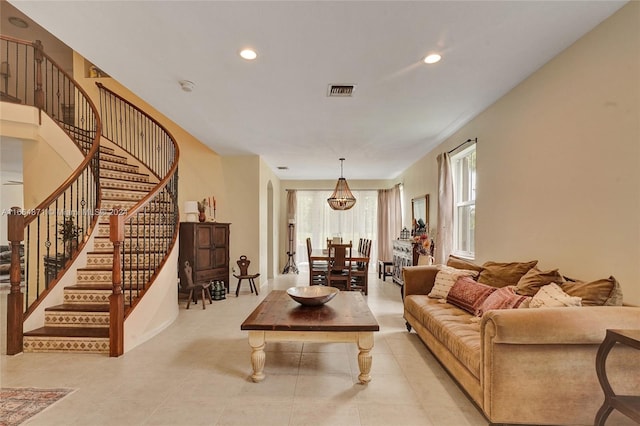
[{"left": 327, "top": 84, "right": 356, "bottom": 97}]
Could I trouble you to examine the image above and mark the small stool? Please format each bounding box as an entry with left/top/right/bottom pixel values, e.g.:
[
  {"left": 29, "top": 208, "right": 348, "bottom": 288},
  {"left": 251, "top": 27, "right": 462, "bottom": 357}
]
[
  {"left": 378, "top": 260, "right": 393, "bottom": 281},
  {"left": 233, "top": 255, "right": 260, "bottom": 297}
]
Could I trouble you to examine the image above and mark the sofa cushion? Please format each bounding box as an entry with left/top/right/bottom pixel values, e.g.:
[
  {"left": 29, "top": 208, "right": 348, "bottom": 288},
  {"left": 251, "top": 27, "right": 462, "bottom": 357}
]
[
  {"left": 478, "top": 260, "right": 538, "bottom": 288},
  {"left": 476, "top": 286, "right": 530, "bottom": 316},
  {"left": 529, "top": 283, "right": 582, "bottom": 308},
  {"left": 515, "top": 267, "right": 564, "bottom": 297},
  {"left": 447, "top": 276, "right": 497, "bottom": 315},
  {"left": 447, "top": 255, "right": 483, "bottom": 275},
  {"left": 560, "top": 276, "right": 623, "bottom": 306},
  {"left": 405, "top": 295, "right": 481, "bottom": 379},
  {"left": 428, "top": 266, "right": 478, "bottom": 299}
]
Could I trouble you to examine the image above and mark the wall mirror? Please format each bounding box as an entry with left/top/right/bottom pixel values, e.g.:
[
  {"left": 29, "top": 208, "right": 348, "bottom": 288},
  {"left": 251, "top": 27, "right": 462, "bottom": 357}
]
[{"left": 411, "top": 194, "right": 429, "bottom": 235}]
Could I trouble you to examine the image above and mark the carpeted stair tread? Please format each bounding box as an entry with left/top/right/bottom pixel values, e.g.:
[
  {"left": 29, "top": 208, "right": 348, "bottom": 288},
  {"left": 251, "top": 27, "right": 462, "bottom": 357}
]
[
  {"left": 24, "top": 327, "right": 110, "bottom": 338},
  {"left": 45, "top": 304, "right": 109, "bottom": 312}
]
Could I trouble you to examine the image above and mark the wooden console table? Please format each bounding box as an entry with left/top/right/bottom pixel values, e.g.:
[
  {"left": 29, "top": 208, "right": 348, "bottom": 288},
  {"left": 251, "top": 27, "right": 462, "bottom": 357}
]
[{"left": 594, "top": 329, "right": 640, "bottom": 425}]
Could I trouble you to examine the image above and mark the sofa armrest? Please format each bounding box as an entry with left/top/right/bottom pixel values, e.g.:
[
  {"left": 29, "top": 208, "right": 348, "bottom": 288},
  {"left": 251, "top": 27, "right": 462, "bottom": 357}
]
[
  {"left": 481, "top": 306, "right": 640, "bottom": 345},
  {"left": 402, "top": 265, "right": 439, "bottom": 298}
]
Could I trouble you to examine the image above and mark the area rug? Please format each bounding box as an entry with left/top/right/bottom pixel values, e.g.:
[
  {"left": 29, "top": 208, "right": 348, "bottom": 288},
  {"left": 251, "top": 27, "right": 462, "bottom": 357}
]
[{"left": 0, "top": 387, "right": 75, "bottom": 426}]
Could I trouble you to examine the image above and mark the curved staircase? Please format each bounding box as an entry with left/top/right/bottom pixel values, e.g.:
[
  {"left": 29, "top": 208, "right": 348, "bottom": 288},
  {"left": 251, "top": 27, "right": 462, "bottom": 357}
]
[{"left": 23, "top": 143, "right": 159, "bottom": 353}]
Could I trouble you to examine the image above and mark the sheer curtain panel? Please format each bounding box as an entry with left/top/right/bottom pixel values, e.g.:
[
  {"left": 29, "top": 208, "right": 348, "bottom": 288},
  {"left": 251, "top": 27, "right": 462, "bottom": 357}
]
[
  {"left": 436, "top": 153, "right": 453, "bottom": 264},
  {"left": 295, "top": 190, "right": 378, "bottom": 271}
]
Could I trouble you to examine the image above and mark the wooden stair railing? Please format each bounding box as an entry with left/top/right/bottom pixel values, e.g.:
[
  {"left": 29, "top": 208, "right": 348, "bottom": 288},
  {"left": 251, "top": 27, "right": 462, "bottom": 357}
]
[
  {"left": 2, "top": 36, "right": 102, "bottom": 355},
  {"left": 96, "top": 83, "right": 179, "bottom": 357}
]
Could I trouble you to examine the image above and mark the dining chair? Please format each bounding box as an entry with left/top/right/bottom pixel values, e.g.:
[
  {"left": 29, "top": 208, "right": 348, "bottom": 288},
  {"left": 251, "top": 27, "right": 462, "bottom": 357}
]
[
  {"left": 307, "top": 238, "right": 327, "bottom": 286},
  {"left": 326, "top": 241, "right": 352, "bottom": 291},
  {"left": 351, "top": 239, "right": 372, "bottom": 295}
]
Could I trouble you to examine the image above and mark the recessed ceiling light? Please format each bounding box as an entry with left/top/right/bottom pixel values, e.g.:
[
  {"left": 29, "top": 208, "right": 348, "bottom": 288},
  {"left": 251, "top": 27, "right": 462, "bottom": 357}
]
[
  {"left": 8, "top": 17, "right": 29, "bottom": 29},
  {"left": 423, "top": 54, "right": 442, "bottom": 64},
  {"left": 179, "top": 80, "right": 195, "bottom": 92},
  {"left": 240, "top": 49, "right": 257, "bottom": 60}
]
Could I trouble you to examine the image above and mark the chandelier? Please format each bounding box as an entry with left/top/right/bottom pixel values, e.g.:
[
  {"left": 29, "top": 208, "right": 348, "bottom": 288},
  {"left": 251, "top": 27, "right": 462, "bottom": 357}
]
[{"left": 327, "top": 158, "right": 356, "bottom": 210}]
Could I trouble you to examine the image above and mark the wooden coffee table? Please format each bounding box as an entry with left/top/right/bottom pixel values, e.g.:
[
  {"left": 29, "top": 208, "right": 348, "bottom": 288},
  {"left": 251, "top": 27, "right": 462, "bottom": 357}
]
[{"left": 240, "top": 290, "right": 380, "bottom": 383}]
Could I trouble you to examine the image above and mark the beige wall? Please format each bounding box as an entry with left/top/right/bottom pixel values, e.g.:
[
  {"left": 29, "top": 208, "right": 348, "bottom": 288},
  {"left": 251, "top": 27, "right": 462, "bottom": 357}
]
[
  {"left": 221, "top": 155, "right": 261, "bottom": 284},
  {"left": 260, "top": 158, "right": 281, "bottom": 280},
  {"left": 400, "top": 3, "right": 640, "bottom": 304}
]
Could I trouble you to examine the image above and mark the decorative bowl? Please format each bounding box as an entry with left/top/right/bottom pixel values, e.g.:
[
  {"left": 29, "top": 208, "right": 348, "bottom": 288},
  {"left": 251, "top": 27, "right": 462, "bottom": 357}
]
[{"left": 286, "top": 286, "right": 339, "bottom": 306}]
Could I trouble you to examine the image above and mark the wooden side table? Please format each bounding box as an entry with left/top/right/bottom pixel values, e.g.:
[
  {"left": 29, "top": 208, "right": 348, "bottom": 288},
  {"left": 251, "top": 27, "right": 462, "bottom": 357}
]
[{"left": 594, "top": 329, "right": 640, "bottom": 426}]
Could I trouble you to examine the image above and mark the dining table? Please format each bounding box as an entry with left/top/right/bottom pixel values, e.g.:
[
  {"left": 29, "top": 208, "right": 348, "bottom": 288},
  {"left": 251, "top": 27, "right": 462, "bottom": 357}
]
[{"left": 309, "top": 248, "right": 370, "bottom": 264}]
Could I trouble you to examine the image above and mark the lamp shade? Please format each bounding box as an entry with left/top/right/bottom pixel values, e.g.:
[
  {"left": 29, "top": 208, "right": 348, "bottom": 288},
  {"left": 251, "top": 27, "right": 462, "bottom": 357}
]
[
  {"left": 184, "top": 201, "right": 199, "bottom": 222},
  {"left": 327, "top": 158, "right": 356, "bottom": 210}
]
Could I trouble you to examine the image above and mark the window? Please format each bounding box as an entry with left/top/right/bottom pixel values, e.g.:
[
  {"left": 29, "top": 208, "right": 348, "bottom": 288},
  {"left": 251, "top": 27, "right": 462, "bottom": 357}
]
[
  {"left": 451, "top": 145, "right": 476, "bottom": 258},
  {"left": 295, "top": 190, "right": 378, "bottom": 270}
]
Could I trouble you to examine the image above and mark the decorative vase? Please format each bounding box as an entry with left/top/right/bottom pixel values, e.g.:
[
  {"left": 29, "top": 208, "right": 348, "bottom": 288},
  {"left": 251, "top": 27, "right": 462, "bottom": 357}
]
[{"left": 198, "top": 211, "right": 206, "bottom": 222}]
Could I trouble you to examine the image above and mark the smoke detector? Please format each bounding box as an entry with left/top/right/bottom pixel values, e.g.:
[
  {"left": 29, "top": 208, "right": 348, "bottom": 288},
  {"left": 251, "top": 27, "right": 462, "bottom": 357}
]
[
  {"left": 179, "top": 80, "right": 195, "bottom": 92},
  {"left": 327, "top": 84, "right": 356, "bottom": 97}
]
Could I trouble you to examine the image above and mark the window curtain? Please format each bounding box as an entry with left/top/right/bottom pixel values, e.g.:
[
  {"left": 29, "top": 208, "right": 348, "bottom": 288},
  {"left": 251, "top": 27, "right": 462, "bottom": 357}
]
[
  {"left": 295, "top": 190, "right": 378, "bottom": 270},
  {"left": 436, "top": 153, "right": 453, "bottom": 264},
  {"left": 286, "top": 190, "right": 296, "bottom": 223},
  {"left": 377, "top": 184, "right": 401, "bottom": 262}
]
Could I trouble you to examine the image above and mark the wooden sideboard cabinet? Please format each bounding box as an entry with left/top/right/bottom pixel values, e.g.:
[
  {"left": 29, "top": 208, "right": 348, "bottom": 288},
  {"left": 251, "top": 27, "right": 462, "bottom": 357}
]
[
  {"left": 179, "top": 222, "right": 230, "bottom": 291},
  {"left": 392, "top": 239, "right": 419, "bottom": 285}
]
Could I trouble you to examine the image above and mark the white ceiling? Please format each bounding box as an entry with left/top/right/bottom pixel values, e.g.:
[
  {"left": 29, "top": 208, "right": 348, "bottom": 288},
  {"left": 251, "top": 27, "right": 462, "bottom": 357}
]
[{"left": 5, "top": 1, "right": 627, "bottom": 180}]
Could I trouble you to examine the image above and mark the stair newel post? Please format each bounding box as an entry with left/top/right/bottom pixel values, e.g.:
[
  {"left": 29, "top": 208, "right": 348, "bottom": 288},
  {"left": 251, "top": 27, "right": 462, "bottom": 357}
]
[
  {"left": 6, "top": 207, "right": 25, "bottom": 355},
  {"left": 109, "top": 208, "right": 125, "bottom": 357},
  {"left": 33, "top": 40, "right": 44, "bottom": 112}
]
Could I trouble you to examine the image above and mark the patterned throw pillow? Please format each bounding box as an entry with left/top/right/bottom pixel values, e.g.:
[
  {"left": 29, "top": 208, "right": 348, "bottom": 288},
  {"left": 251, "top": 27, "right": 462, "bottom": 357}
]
[
  {"left": 446, "top": 276, "right": 497, "bottom": 315},
  {"left": 476, "top": 286, "right": 531, "bottom": 317},
  {"left": 428, "top": 266, "right": 478, "bottom": 299},
  {"left": 529, "top": 283, "right": 582, "bottom": 308}
]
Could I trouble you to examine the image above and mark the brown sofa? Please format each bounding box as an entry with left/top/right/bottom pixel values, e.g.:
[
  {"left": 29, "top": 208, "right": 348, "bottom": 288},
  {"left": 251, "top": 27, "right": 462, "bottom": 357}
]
[{"left": 403, "top": 265, "right": 640, "bottom": 425}]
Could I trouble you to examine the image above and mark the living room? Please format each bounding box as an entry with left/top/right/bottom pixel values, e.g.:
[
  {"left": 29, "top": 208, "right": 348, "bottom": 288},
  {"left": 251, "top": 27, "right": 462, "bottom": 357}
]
[{"left": 1, "top": 1, "right": 639, "bottom": 425}]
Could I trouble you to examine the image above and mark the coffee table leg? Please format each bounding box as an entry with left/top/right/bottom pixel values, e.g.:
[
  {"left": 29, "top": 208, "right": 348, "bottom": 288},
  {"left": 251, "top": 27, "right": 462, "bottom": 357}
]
[
  {"left": 357, "top": 332, "right": 374, "bottom": 384},
  {"left": 248, "top": 331, "right": 266, "bottom": 382}
]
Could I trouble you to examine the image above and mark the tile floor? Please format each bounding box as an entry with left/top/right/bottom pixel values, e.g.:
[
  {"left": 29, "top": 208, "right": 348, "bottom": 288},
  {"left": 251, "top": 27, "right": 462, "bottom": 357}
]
[{"left": 1, "top": 273, "right": 489, "bottom": 426}]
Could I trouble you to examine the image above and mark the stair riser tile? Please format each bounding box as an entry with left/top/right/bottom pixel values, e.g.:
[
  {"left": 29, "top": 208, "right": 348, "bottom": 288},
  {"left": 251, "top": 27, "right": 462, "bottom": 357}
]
[
  {"left": 64, "top": 289, "right": 135, "bottom": 304},
  {"left": 76, "top": 270, "right": 151, "bottom": 284},
  {"left": 101, "top": 180, "right": 156, "bottom": 192},
  {"left": 96, "top": 226, "right": 172, "bottom": 238},
  {"left": 100, "top": 169, "right": 149, "bottom": 183},
  {"left": 99, "top": 162, "right": 139, "bottom": 174},
  {"left": 64, "top": 289, "right": 110, "bottom": 304},
  {"left": 86, "top": 255, "right": 155, "bottom": 269},
  {"left": 24, "top": 337, "right": 109, "bottom": 354},
  {"left": 45, "top": 312, "right": 110, "bottom": 328},
  {"left": 92, "top": 239, "right": 167, "bottom": 253},
  {"left": 102, "top": 189, "right": 147, "bottom": 201},
  {"left": 100, "top": 153, "right": 128, "bottom": 164}
]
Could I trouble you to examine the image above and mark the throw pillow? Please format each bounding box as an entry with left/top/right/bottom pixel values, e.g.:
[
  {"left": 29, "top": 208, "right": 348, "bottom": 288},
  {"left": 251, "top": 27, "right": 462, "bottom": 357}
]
[
  {"left": 515, "top": 267, "right": 564, "bottom": 297},
  {"left": 478, "top": 260, "right": 538, "bottom": 288},
  {"left": 476, "top": 286, "right": 531, "bottom": 316},
  {"left": 529, "top": 283, "right": 582, "bottom": 308},
  {"left": 428, "top": 265, "right": 478, "bottom": 299},
  {"left": 561, "top": 276, "right": 623, "bottom": 306},
  {"left": 446, "top": 276, "right": 497, "bottom": 315},
  {"left": 446, "top": 255, "right": 483, "bottom": 276}
]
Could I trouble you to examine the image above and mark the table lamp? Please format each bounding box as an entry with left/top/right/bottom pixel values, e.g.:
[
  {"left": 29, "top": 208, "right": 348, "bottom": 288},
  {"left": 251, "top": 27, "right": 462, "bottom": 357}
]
[{"left": 184, "top": 201, "right": 199, "bottom": 222}]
